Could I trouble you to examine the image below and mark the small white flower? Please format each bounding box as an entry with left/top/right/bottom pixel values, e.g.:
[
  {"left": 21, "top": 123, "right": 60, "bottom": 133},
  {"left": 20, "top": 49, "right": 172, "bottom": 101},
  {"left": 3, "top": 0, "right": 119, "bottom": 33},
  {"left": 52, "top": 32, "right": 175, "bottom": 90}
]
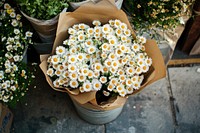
[
  {"left": 87, "top": 46, "right": 96, "bottom": 54},
  {"left": 94, "top": 63, "right": 102, "bottom": 72},
  {"left": 68, "top": 28, "right": 76, "bottom": 35},
  {"left": 53, "top": 79, "right": 60, "bottom": 88},
  {"left": 25, "top": 31, "right": 33, "bottom": 37},
  {"left": 111, "top": 60, "right": 119, "bottom": 69},
  {"left": 126, "top": 67, "right": 135, "bottom": 76},
  {"left": 87, "top": 70, "right": 94, "bottom": 79},
  {"left": 94, "top": 26, "right": 101, "bottom": 34},
  {"left": 77, "top": 53, "right": 85, "bottom": 62},
  {"left": 83, "top": 81, "right": 92, "bottom": 92},
  {"left": 92, "top": 79, "right": 102, "bottom": 91},
  {"left": 4, "top": 3, "right": 11, "bottom": 9},
  {"left": 114, "top": 19, "right": 121, "bottom": 28},
  {"left": 141, "top": 65, "right": 149, "bottom": 73},
  {"left": 126, "top": 87, "right": 134, "bottom": 94},
  {"left": 126, "top": 78, "right": 133, "bottom": 87},
  {"left": 69, "top": 80, "right": 79, "bottom": 88},
  {"left": 87, "top": 28, "right": 94, "bottom": 35},
  {"left": 124, "top": 29, "right": 131, "bottom": 36},
  {"left": 16, "top": 14, "right": 21, "bottom": 20},
  {"left": 119, "top": 75, "right": 126, "bottom": 82},
  {"left": 102, "top": 24, "right": 110, "bottom": 34},
  {"left": 68, "top": 55, "right": 77, "bottom": 64},
  {"left": 69, "top": 72, "right": 78, "bottom": 80},
  {"left": 13, "top": 55, "right": 20, "bottom": 62},
  {"left": 78, "top": 34, "right": 85, "bottom": 42},
  {"left": 11, "top": 86, "right": 16, "bottom": 91},
  {"left": 107, "top": 83, "right": 115, "bottom": 91},
  {"left": 145, "top": 58, "right": 152, "bottom": 66},
  {"left": 132, "top": 43, "right": 140, "bottom": 52},
  {"left": 135, "top": 67, "right": 142, "bottom": 75},
  {"left": 139, "top": 36, "right": 146, "bottom": 44},
  {"left": 100, "top": 76, "right": 107, "bottom": 84},
  {"left": 47, "top": 68, "right": 54, "bottom": 77},
  {"left": 55, "top": 70, "right": 62, "bottom": 76},
  {"left": 51, "top": 55, "right": 60, "bottom": 64},
  {"left": 116, "top": 84, "right": 125, "bottom": 93},
  {"left": 120, "top": 23, "right": 127, "bottom": 30},
  {"left": 115, "top": 28, "right": 122, "bottom": 36},
  {"left": 56, "top": 46, "right": 66, "bottom": 56},
  {"left": 81, "top": 68, "right": 89, "bottom": 76},
  {"left": 92, "top": 20, "right": 101, "bottom": 26},
  {"left": 78, "top": 75, "right": 86, "bottom": 82},
  {"left": 10, "top": 12, "right": 16, "bottom": 18},
  {"left": 119, "top": 90, "right": 127, "bottom": 97}
]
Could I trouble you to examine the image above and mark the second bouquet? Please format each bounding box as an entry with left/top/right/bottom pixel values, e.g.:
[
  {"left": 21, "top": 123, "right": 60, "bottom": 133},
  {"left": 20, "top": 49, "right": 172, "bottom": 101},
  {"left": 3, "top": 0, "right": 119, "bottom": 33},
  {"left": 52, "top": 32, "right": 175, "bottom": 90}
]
[{"left": 40, "top": 0, "right": 166, "bottom": 124}]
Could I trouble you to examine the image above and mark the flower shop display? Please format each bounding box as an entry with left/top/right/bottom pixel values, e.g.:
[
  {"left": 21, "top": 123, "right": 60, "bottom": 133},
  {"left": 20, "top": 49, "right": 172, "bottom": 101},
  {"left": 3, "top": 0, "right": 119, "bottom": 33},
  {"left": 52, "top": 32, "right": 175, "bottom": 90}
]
[
  {"left": 40, "top": 0, "right": 166, "bottom": 124},
  {"left": 69, "top": 0, "right": 123, "bottom": 10},
  {"left": 123, "top": 0, "right": 195, "bottom": 64},
  {"left": 0, "top": 1, "right": 34, "bottom": 106},
  {"left": 15, "top": 0, "right": 69, "bottom": 43}
]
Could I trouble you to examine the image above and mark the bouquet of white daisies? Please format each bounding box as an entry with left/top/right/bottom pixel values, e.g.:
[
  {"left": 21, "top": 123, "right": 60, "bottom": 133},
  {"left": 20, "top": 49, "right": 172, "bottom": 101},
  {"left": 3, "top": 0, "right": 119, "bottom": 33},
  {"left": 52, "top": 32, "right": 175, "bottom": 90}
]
[
  {"left": 40, "top": 0, "right": 166, "bottom": 109},
  {"left": 47, "top": 19, "right": 152, "bottom": 99}
]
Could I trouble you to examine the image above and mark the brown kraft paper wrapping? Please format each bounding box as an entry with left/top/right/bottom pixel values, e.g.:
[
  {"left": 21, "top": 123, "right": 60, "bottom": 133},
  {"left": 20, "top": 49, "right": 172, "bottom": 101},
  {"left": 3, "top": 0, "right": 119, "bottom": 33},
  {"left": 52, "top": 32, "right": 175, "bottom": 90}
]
[{"left": 40, "top": 0, "right": 166, "bottom": 110}]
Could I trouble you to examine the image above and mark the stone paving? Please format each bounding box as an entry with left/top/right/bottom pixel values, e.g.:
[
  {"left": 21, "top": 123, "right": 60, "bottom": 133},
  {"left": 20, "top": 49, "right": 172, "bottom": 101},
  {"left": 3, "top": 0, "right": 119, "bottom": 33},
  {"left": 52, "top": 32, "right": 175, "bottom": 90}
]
[{"left": 10, "top": 64, "right": 200, "bottom": 133}]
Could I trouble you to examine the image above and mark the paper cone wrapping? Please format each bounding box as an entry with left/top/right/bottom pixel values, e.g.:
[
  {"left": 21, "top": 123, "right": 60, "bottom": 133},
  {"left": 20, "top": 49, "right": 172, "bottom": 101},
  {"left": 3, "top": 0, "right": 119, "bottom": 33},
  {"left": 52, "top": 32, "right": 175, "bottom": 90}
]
[
  {"left": 20, "top": 8, "right": 67, "bottom": 43},
  {"left": 40, "top": 0, "right": 166, "bottom": 110},
  {"left": 69, "top": 0, "right": 123, "bottom": 10}
]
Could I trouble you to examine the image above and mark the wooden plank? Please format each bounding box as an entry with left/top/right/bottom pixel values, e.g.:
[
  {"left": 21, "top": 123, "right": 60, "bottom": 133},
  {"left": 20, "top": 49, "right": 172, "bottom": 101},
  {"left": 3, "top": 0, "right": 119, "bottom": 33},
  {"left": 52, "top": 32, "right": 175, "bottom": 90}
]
[{"left": 168, "top": 58, "right": 200, "bottom": 66}]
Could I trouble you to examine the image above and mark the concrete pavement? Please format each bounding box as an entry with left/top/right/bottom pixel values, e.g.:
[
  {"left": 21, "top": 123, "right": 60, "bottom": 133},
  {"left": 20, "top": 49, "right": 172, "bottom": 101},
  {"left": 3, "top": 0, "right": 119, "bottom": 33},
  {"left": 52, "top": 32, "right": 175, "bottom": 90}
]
[{"left": 11, "top": 65, "right": 200, "bottom": 133}]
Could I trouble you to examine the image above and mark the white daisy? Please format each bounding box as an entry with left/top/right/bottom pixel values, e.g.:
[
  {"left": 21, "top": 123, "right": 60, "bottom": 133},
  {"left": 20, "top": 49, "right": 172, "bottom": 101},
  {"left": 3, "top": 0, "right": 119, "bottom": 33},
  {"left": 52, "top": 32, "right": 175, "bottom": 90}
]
[
  {"left": 115, "top": 28, "right": 122, "bottom": 36},
  {"left": 68, "top": 55, "right": 77, "bottom": 64},
  {"left": 81, "top": 68, "right": 89, "bottom": 76},
  {"left": 78, "top": 75, "right": 86, "bottom": 82},
  {"left": 116, "top": 84, "right": 125, "bottom": 92},
  {"left": 14, "top": 29, "right": 20, "bottom": 34},
  {"left": 69, "top": 72, "right": 78, "bottom": 80},
  {"left": 126, "top": 78, "right": 133, "bottom": 87},
  {"left": 92, "top": 79, "right": 102, "bottom": 91},
  {"left": 92, "top": 20, "right": 101, "bottom": 26},
  {"left": 56, "top": 46, "right": 66, "bottom": 56},
  {"left": 145, "top": 58, "right": 152, "bottom": 66},
  {"left": 100, "top": 76, "right": 107, "bottom": 84},
  {"left": 126, "top": 87, "right": 134, "bottom": 94},
  {"left": 83, "top": 81, "right": 92, "bottom": 92},
  {"left": 114, "top": 19, "right": 121, "bottom": 28},
  {"left": 51, "top": 55, "right": 60, "bottom": 64},
  {"left": 78, "top": 34, "right": 85, "bottom": 42},
  {"left": 119, "top": 90, "right": 127, "bottom": 97},
  {"left": 55, "top": 70, "right": 62, "bottom": 76},
  {"left": 69, "top": 80, "right": 79, "bottom": 88},
  {"left": 87, "top": 46, "right": 96, "bottom": 54},
  {"left": 136, "top": 67, "right": 142, "bottom": 75},
  {"left": 124, "top": 29, "right": 131, "bottom": 36},
  {"left": 119, "top": 75, "right": 126, "bottom": 82},
  {"left": 10, "top": 12, "right": 16, "bottom": 18},
  {"left": 77, "top": 53, "right": 85, "bottom": 62},
  {"left": 25, "top": 31, "right": 33, "bottom": 38},
  {"left": 120, "top": 23, "right": 127, "bottom": 30},
  {"left": 107, "top": 83, "right": 115, "bottom": 91},
  {"left": 87, "top": 28, "right": 94, "bottom": 35},
  {"left": 94, "top": 63, "right": 102, "bottom": 72},
  {"left": 11, "top": 19, "right": 18, "bottom": 27},
  {"left": 126, "top": 67, "right": 135, "bottom": 76},
  {"left": 111, "top": 60, "right": 119, "bottom": 69},
  {"left": 132, "top": 43, "right": 140, "bottom": 52},
  {"left": 47, "top": 68, "right": 54, "bottom": 77},
  {"left": 102, "top": 24, "right": 110, "bottom": 34}
]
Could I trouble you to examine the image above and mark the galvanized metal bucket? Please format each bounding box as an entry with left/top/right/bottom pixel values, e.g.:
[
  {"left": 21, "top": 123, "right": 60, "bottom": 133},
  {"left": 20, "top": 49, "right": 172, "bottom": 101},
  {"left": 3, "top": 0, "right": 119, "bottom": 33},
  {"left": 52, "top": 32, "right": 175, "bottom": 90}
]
[{"left": 72, "top": 99, "right": 124, "bottom": 124}]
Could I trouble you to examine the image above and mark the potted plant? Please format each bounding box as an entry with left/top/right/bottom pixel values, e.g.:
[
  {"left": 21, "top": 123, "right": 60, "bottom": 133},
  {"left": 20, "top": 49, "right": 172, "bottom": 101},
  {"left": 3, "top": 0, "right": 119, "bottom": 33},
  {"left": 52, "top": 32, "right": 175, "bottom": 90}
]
[
  {"left": 15, "top": 0, "right": 69, "bottom": 54},
  {"left": 40, "top": 0, "right": 166, "bottom": 124},
  {"left": 0, "top": 1, "right": 34, "bottom": 107}
]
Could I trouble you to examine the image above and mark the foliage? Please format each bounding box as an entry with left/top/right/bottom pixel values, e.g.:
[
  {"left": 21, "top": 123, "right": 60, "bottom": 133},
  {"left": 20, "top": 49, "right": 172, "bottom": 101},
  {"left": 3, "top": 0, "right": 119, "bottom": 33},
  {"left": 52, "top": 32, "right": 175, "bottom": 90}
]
[
  {"left": 0, "top": 1, "right": 34, "bottom": 106},
  {"left": 15, "top": 0, "right": 69, "bottom": 20},
  {"left": 124, "top": 0, "right": 195, "bottom": 30}
]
